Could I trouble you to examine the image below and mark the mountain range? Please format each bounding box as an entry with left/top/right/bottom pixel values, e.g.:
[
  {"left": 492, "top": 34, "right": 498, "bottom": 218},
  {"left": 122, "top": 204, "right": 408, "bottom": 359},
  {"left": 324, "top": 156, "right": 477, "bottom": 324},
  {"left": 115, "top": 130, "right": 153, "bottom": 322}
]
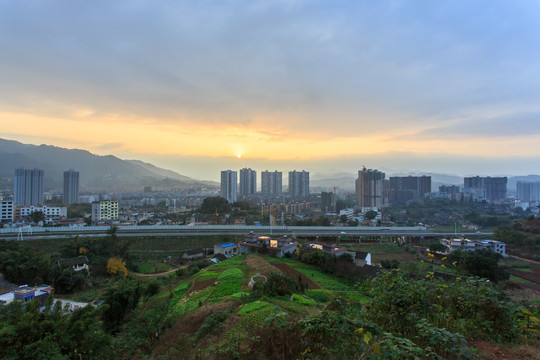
[
  {"left": 0, "top": 138, "right": 217, "bottom": 192},
  {"left": 0, "top": 138, "right": 537, "bottom": 193}
]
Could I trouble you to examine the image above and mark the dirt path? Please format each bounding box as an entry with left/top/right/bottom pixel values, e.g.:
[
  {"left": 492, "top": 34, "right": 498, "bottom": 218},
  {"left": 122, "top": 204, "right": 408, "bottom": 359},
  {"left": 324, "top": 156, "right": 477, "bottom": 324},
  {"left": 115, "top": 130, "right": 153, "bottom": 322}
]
[
  {"left": 272, "top": 262, "right": 321, "bottom": 289},
  {"left": 508, "top": 255, "right": 540, "bottom": 266},
  {"left": 130, "top": 267, "right": 182, "bottom": 277}
]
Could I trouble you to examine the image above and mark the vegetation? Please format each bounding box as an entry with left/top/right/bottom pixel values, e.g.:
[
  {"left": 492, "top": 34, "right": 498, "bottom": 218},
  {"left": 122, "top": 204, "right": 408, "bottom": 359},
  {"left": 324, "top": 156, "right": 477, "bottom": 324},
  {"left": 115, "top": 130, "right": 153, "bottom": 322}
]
[{"left": 0, "top": 233, "right": 538, "bottom": 359}]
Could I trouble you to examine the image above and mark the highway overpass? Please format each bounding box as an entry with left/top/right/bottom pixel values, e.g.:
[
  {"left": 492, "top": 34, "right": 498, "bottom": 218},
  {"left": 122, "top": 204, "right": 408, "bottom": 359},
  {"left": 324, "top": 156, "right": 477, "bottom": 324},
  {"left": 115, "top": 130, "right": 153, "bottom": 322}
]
[{"left": 0, "top": 224, "right": 492, "bottom": 239}]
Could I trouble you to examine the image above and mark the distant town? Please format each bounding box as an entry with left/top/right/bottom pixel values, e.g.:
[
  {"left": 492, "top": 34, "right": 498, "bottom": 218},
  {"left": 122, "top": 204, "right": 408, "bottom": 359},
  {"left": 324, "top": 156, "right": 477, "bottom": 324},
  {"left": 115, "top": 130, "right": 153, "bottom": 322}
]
[{"left": 0, "top": 165, "right": 537, "bottom": 230}]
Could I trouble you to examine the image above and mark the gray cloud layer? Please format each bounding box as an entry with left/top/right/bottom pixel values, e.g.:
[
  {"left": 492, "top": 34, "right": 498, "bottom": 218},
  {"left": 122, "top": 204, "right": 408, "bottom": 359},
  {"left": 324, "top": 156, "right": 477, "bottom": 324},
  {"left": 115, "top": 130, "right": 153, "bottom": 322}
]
[{"left": 1, "top": 0, "right": 540, "bottom": 144}]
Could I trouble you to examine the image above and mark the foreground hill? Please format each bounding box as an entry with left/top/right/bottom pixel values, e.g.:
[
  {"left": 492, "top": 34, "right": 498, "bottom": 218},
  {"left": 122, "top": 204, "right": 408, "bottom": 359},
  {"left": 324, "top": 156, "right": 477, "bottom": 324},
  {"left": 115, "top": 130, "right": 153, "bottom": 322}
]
[
  {"left": 131, "top": 254, "right": 538, "bottom": 360},
  {"left": 0, "top": 138, "right": 217, "bottom": 191}
]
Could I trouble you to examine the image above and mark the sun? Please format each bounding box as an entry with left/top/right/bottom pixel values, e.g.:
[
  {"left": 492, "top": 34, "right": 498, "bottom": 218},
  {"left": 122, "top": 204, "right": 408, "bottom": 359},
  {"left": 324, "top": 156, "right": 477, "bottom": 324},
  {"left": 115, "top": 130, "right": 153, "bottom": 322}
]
[{"left": 237, "top": 153, "right": 242, "bottom": 158}]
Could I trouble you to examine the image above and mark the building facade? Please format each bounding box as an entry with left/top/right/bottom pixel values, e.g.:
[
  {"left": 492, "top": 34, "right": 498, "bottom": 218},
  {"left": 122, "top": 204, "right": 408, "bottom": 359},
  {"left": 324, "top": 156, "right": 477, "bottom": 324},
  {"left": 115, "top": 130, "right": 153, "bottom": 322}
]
[
  {"left": 261, "top": 170, "right": 282, "bottom": 196},
  {"left": 0, "top": 200, "right": 14, "bottom": 222},
  {"left": 14, "top": 168, "right": 44, "bottom": 205},
  {"left": 220, "top": 170, "right": 238, "bottom": 203},
  {"left": 63, "top": 169, "right": 79, "bottom": 204},
  {"left": 91, "top": 201, "right": 119, "bottom": 223},
  {"left": 464, "top": 176, "right": 507, "bottom": 202},
  {"left": 239, "top": 168, "right": 257, "bottom": 198},
  {"left": 288, "top": 170, "right": 309, "bottom": 198},
  {"left": 388, "top": 176, "right": 431, "bottom": 203},
  {"left": 356, "top": 168, "right": 385, "bottom": 208},
  {"left": 517, "top": 181, "right": 540, "bottom": 201},
  {"left": 15, "top": 205, "right": 68, "bottom": 221}
]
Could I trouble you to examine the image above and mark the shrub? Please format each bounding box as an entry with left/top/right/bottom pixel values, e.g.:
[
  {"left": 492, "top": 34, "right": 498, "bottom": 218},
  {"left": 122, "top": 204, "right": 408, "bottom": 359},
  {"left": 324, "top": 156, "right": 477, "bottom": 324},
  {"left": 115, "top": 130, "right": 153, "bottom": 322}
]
[{"left": 263, "top": 272, "right": 299, "bottom": 297}]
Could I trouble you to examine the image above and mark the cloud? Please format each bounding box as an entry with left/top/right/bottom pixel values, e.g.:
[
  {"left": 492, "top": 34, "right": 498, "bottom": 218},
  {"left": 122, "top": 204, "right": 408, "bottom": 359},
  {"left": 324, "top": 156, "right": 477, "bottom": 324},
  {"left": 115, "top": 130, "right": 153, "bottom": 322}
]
[
  {"left": 95, "top": 142, "right": 125, "bottom": 151},
  {"left": 397, "top": 112, "right": 540, "bottom": 140},
  {"left": 1, "top": 1, "right": 540, "bottom": 156}
]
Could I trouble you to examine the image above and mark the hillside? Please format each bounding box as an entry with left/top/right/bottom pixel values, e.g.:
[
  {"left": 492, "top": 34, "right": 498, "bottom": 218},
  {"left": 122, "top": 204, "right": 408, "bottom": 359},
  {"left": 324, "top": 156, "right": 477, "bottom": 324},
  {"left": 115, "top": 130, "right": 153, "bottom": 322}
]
[
  {"left": 0, "top": 138, "right": 217, "bottom": 191},
  {"left": 127, "top": 254, "right": 537, "bottom": 360}
]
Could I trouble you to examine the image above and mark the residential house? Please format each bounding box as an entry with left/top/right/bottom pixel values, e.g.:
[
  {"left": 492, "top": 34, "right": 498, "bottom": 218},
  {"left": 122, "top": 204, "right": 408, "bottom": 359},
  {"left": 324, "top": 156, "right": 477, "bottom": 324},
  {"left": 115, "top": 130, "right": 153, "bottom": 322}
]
[
  {"left": 214, "top": 243, "right": 238, "bottom": 258},
  {"left": 182, "top": 248, "right": 205, "bottom": 260},
  {"left": 239, "top": 233, "right": 298, "bottom": 258}
]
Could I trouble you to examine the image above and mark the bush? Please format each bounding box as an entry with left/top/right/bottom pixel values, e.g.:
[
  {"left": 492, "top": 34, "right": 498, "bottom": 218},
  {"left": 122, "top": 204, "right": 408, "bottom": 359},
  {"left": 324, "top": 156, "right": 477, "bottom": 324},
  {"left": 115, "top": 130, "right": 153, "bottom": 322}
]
[{"left": 263, "top": 272, "right": 299, "bottom": 297}]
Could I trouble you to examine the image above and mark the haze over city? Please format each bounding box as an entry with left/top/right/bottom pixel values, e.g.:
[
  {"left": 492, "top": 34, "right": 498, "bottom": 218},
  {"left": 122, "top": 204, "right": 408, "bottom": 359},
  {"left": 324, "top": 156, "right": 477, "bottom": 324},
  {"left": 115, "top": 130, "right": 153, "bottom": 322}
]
[{"left": 1, "top": 1, "right": 540, "bottom": 180}]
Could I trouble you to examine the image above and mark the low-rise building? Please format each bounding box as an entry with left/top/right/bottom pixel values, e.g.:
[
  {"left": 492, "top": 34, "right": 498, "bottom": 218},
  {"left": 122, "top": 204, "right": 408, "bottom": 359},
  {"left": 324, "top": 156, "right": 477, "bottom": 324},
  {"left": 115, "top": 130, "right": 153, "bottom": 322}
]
[
  {"left": 0, "top": 200, "right": 14, "bottom": 222},
  {"left": 239, "top": 233, "right": 298, "bottom": 258},
  {"left": 214, "top": 243, "right": 238, "bottom": 258},
  {"left": 441, "top": 238, "right": 506, "bottom": 257},
  {"left": 307, "top": 242, "right": 347, "bottom": 256},
  {"left": 14, "top": 205, "right": 67, "bottom": 221},
  {"left": 0, "top": 285, "right": 53, "bottom": 306},
  {"left": 182, "top": 248, "right": 205, "bottom": 260}
]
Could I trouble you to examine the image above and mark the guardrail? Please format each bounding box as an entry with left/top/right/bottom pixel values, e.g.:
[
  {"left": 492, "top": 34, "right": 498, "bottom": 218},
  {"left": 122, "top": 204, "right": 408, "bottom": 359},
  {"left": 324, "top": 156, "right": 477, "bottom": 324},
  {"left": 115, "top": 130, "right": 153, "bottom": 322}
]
[{"left": 0, "top": 224, "right": 427, "bottom": 234}]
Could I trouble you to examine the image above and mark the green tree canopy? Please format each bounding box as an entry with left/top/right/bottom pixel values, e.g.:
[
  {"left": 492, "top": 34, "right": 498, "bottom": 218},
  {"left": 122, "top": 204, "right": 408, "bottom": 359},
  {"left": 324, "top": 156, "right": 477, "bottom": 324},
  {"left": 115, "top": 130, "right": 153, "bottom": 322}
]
[{"left": 198, "top": 196, "right": 231, "bottom": 214}]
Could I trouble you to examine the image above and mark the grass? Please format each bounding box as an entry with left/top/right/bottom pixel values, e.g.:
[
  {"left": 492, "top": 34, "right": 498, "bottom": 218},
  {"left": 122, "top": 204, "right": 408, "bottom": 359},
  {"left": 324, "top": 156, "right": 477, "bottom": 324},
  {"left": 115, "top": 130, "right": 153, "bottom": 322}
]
[
  {"left": 209, "top": 255, "right": 247, "bottom": 271},
  {"left": 272, "top": 258, "right": 356, "bottom": 291},
  {"left": 508, "top": 275, "right": 539, "bottom": 287},
  {"left": 136, "top": 261, "right": 173, "bottom": 274},
  {"left": 128, "top": 236, "right": 237, "bottom": 252},
  {"left": 237, "top": 301, "right": 272, "bottom": 315},
  {"left": 168, "top": 286, "right": 215, "bottom": 320},
  {"left": 196, "top": 271, "right": 220, "bottom": 282},
  {"left": 355, "top": 243, "right": 409, "bottom": 254},
  {"left": 305, "top": 289, "right": 331, "bottom": 303},
  {"left": 292, "top": 294, "right": 317, "bottom": 306},
  {"left": 210, "top": 268, "right": 244, "bottom": 300}
]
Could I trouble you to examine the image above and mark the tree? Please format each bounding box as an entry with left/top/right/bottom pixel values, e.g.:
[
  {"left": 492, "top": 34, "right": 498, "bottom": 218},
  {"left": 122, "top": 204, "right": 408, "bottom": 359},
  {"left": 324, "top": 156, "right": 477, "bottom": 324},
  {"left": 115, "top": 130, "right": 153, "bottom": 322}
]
[
  {"left": 30, "top": 210, "right": 45, "bottom": 224},
  {"left": 198, "top": 196, "right": 231, "bottom": 214},
  {"left": 106, "top": 257, "right": 128, "bottom": 277},
  {"left": 102, "top": 279, "right": 142, "bottom": 333},
  {"left": 365, "top": 210, "right": 378, "bottom": 221}
]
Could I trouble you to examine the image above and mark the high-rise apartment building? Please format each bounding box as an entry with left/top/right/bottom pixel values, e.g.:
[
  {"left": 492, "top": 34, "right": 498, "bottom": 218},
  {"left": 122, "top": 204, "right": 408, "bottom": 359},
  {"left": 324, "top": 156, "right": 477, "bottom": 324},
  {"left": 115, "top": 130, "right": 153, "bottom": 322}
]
[
  {"left": 388, "top": 176, "right": 431, "bottom": 203},
  {"left": 321, "top": 191, "right": 337, "bottom": 212},
  {"left": 220, "top": 170, "right": 238, "bottom": 203},
  {"left": 239, "top": 168, "right": 257, "bottom": 198},
  {"left": 288, "top": 171, "right": 309, "bottom": 198},
  {"left": 63, "top": 169, "right": 79, "bottom": 204},
  {"left": 517, "top": 181, "right": 540, "bottom": 201},
  {"left": 356, "top": 168, "right": 385, "bottom": 208},
  {"left": 14, "top": 168, "right": 44, "bottom": 205},
  {"left": 464, "top": 176, "right": 507, "bottom": 202},
  {"left": 261, "top": 171, "right": 282, "bottom": 196},
  {"left": 91, "top": 200, "right": 119, "bottom": 223}
]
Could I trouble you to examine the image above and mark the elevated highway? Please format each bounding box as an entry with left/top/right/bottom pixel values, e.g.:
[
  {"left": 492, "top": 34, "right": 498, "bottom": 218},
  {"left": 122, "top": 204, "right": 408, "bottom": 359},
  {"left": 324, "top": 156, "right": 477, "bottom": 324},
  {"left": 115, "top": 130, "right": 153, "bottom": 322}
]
[{"left": 0, "top": 224, "right": 492, "bottom": 240}]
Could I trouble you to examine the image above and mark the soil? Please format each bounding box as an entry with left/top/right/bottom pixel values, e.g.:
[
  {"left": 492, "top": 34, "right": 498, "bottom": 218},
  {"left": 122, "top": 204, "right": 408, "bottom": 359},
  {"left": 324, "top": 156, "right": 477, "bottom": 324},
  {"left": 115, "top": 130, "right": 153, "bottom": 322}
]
[
  {"left": 244, "top": 254, "right": 282, "bottom": 276},
  {"left": 471, "top": 340, "right": 540, "bottom": 360},
  {"left": 508, "top": 267, "right": 540, "bottom": 285},
  {"left": 151, "top": 301, "right": 236, "bottom": 358},
  {"left": 272, "top": 262, "right": 321, "bottom": 289},
  {"left": 185, "top": 278, "right": 216, "bottom": 295}
]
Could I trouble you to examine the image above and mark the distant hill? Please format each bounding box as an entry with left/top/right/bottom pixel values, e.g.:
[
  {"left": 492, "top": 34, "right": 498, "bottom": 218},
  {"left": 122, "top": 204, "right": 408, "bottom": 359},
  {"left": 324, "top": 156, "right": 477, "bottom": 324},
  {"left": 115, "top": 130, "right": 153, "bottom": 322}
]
[{"left": 0, "top": 138, "right": 218, "bottom": 192}]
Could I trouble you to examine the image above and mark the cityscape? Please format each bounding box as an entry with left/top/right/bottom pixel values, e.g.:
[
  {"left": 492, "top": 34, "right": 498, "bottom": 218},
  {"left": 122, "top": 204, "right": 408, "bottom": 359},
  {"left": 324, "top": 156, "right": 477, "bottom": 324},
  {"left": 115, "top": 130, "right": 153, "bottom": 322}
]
[
  {"left": 1, "top": 1, "right": 540, "bottom": 359},
  {"left": 1, "top": 159, "right": 539, "bottom": 228}
]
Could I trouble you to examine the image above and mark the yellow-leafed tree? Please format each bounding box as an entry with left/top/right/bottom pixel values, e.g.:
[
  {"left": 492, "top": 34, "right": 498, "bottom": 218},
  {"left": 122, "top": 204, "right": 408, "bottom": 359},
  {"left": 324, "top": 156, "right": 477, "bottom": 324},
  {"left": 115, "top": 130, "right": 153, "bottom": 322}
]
[{"left": 106, "top": 257, "right": 128, "bottom": 277}]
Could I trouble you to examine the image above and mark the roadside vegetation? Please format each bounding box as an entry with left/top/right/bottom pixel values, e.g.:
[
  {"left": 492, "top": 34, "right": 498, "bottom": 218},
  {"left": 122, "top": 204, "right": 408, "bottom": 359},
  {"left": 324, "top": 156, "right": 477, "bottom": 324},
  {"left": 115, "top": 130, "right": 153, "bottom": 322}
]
[{"left": 1, "top": 226, "right": 539, "bottom": 359}]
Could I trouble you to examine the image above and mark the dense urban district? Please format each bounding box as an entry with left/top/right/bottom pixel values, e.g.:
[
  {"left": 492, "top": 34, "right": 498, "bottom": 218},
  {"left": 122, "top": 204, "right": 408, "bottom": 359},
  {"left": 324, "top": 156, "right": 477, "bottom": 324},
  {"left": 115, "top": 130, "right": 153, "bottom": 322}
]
[{"left": 1, "top": 164, "right": 540, "bottom": 359}]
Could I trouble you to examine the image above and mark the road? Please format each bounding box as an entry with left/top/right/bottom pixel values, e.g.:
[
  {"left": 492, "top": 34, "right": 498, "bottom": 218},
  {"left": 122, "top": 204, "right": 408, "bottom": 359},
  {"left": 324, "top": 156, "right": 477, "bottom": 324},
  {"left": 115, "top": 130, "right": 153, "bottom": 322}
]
[{"left": 0, "top": 224, "right": 493, "bottom": 240}]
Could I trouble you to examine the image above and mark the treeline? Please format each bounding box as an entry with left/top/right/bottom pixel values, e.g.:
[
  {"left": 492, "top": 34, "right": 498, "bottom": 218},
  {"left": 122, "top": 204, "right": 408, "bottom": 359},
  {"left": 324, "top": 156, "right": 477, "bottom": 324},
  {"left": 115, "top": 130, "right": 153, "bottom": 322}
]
[
  {"left": 298, "top": 249, "right": 377, "bottom": 281},
  {"left": 0, "top": 227, "right": 132, "bottom": 293},
  {"left": 239, "top": 270, "right": 537, "bottom": 359}
]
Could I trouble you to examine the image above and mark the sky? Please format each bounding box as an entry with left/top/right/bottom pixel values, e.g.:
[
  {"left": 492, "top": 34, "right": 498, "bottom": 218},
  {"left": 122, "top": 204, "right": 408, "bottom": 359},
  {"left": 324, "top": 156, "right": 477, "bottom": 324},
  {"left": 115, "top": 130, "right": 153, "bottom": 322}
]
[{"left": 1, "top": 0, "right": 540, "bottom": 181}]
